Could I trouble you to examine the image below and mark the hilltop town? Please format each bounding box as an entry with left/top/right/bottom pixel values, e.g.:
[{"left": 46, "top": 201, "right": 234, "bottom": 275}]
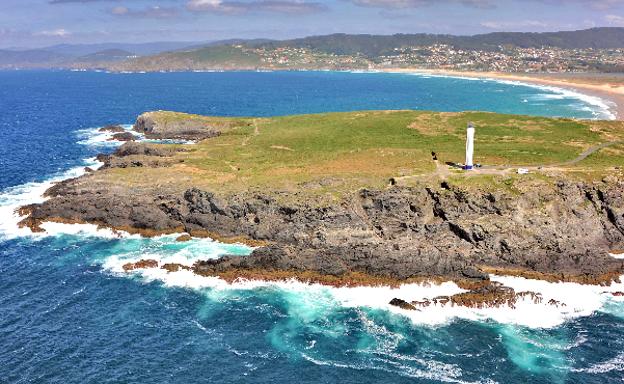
[
  {"left": 5, "top": 28, "right": 624, "bottom": 74},
  {"left": 98, "top": 43, "right": 624, "bottom": 73}
]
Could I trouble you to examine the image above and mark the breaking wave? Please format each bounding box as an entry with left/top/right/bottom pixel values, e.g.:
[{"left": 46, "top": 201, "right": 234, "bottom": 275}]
[{"left": 399, "top": 71, "right": 617, "bottom": 120}]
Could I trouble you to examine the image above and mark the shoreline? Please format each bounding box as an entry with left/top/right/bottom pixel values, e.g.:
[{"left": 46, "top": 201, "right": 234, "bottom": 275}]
[
  {"left": 23, "top": 67, "right": 623, "bottom": 120},
  {"left": 378, "top": 68, "right": 624, "bottom": 121},
  {"left": 4, "top": 78, "right": 624, "bottom": 292}
]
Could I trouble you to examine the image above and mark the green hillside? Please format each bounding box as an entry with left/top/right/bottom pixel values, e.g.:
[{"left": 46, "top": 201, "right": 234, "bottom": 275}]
[{"left": 99, "top": 110, "right": 624, "bottom": 202}]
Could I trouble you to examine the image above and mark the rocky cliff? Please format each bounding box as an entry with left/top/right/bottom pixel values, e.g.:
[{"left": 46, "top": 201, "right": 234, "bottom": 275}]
[
  {"left": 19, "top": 144, "right": 624, "bottom": 285},
  {"left": 17, "top": 110, "right": 624, "bottom": 289}
]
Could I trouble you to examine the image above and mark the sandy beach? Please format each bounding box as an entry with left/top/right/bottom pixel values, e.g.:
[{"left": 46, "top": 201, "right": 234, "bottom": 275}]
[{"left": 380, "top": 68, "right": 624, "bottom": 121}]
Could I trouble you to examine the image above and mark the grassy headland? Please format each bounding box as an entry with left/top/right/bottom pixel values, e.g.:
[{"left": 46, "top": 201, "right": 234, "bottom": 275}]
[
  {"left": 23, "top": 109, "right": 624, "bottom": 288},
  {"left": 100, "top": 110, "right": 624, "bottom": 202}
]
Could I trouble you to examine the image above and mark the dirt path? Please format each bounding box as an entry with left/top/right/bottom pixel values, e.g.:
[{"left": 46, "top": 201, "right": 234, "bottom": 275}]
[
  {"left": 481, "top": 140, "right": 622, "bottom": 171},
  {"left": 433, "top": 159, "right": 451, "bottom": 179},
  {"left": 558, "top": 141, "right": 622, "bottom": 166},
  {"left": 394, "top": 140, "right": 622, "bottom": 182},
  {"left": 241, "top": 119, "right": 260, "bottom": 146}
]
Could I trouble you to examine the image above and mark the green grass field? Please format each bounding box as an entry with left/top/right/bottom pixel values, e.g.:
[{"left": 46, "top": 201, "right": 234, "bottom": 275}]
[{"left": 103, "top": 110, "right": 624, "bottom": 202}]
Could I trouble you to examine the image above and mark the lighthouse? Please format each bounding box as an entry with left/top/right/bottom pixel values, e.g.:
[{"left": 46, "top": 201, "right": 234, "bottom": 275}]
[{"left": 465, "top": 122, "right": 475, "bottom": 170}]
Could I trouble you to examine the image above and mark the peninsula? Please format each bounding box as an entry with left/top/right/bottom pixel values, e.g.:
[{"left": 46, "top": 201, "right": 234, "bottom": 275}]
[{"left": 19, "top": 110, "right": 624, "bottom": 306}]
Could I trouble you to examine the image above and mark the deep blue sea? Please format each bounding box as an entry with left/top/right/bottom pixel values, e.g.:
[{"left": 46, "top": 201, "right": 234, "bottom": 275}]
[{"left": 1, "top": 70, "right": 623, "bottom": 383}]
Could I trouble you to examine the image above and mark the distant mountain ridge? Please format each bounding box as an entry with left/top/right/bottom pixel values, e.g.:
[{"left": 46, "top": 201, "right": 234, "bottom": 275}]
[
  {"left": 42, "top": 42, "right": 199, "bottom": 56},
  {"left": 73, "top": 49, "right": 136, "bottom": 64},
  {"left": 254, "top": 28, "right": 624, "bottom": 57},
  {"left": 103, "top": 27, "right": 624, "bottom": 73},
  {"left": 0, "top": 49, "right": 70, "bottom": 68},
  {"left": 1, "top": 28, "right": 623, "bottom": 71}
]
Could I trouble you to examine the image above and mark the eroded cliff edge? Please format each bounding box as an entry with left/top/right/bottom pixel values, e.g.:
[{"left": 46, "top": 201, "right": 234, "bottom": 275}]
[{"left": 18, "top": 110, "right": 624, "bottom": 290}]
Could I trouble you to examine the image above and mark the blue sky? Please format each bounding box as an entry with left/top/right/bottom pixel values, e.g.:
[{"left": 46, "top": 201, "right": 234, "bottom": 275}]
[{"left": 2, "top": 0, "right": 624, "bottom": 48}]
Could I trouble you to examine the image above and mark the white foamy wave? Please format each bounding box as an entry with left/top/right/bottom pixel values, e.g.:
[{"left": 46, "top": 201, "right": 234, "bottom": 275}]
[
  {"left": 300, "top": 352, "right": 495, "bottom": 384},
  {"left": 572, "top": 352, "right": 624, "bottom": 374},
  {"left": 104, "top": 248, "right": 624, "bottom": 329},
  {"left": 403, "top": 72, "right": 483, "bottom": 82},
  {"left": 610, "top": 252, "right": 624, "bottom": 259},
  {"left": 76, "top": 124, "right": 138, "bottom": 147},
  {"left": 0, "top": 157, "right": 103, "bottom": 240},
  {"left": 77, "top": 124, "right": 197, "bottom": 146},
  {"left": 528, "top": 93, "right": 566, "bottom": 101},
  {"left": 399, "top": 71, "right": 616, "bottom": 120},
  {"left": 102, "top": 237, "right": 251, "bottom": 274},
  {"left": 39, "top": 221, "right": 142, "bottom": 239},
  {"left": 332, "top": 275, "right": 624, "bottom": 328},
  {"left": 486, "top": 78, "right": 617, "bottom": 120}
]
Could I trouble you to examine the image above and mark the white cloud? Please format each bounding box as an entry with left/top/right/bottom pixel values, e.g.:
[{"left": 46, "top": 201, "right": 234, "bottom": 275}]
[
  {"left": 349, "top": 0, "right": 495, "bottom": 9},
  {"left": 34, "top": 29, "right": 71, "bottom": 37},
  {"left": 605, "top": 14, "right": 624, "bottom": 25},
  {"left": 186, "top": 0, "right": 328, "bottom": 14},
  {"left": 480, "top": 20, "right": 549, "bottom": 29},
  {"left": 585, "top": 0, "right": 624, "bottom": 11},
  {"left": 110, "top": 6, "right": 178, "bottom": 18}
]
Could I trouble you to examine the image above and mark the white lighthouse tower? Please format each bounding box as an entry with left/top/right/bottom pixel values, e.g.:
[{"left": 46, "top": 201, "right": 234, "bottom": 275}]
[{"left": 465, "top": 122, "right": 475, "bottom": 170}]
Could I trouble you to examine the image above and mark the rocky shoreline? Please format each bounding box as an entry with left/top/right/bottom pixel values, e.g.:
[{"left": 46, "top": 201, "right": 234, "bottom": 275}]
[{"left": 16, "top": 111, "right": 624, "bottom": 309}]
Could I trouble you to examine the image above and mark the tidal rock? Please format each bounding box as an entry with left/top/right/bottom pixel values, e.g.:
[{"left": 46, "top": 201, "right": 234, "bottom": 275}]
[
  {"left": 389, "top": 298, "right": 418, "bottom": 311},
  {"left": 108, "top": 132, "right": 137, "bottom": 142},
  {"left": 176, "top": 234, "right": 192, "bottom": 242},
  {"left": 461, "top": 266, "right": 489, "bottom": 280},
  {"left": 161, "top": 263, "right": 189, "bottom": 273},
  {"left": 99, "top": 125, "right": 125, "bottom": 133},
  {"left": 123, "top": 259, "right": 158, "bottom": 271}
]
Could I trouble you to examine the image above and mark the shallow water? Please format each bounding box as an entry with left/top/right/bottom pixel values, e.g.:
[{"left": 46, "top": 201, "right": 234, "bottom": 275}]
[{"left": 1, "top": 70, "right": 623, "bottom": 383}]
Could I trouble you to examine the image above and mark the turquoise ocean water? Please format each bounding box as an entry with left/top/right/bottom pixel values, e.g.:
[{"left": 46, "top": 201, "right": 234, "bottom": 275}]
[{"left": 1, "top": 70, "right": 623, "bottom": 383}]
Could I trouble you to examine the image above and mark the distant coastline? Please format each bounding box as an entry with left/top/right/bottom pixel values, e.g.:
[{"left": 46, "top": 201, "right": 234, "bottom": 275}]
[{"left": 378, "top": 68, "right": 624, "bottom": 121}]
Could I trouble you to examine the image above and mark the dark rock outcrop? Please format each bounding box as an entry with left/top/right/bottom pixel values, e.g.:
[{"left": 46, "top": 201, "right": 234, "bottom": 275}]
[
  {"left": 389, "top": 298, "right": 418, "bottom": 311},
  {"left": 391, "top": 281, "right": 561, "bottom": 310},
  {"left": 133, "top": 112, "right": 221, "bottom": 141},
  {"left": 99, "top": 125, "right": 125, "bottom": 133},
  {"left": 109, "top": 132, "right": 137, "bottom": 142},
  {"left": 21, "top": 172, "right": 624, "bottom": 283},
  {"left": 123, "top": 259, "right": 158, "bottom": 271},
  {"left": 96, "top": 142, "right": 183, "bottom": 169},
  {"left": 114, "top": 142, "right": 178, "bottom": 157}
]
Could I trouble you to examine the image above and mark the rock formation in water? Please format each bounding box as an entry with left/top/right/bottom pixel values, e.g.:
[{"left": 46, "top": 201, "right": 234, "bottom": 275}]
[
  {"left": 98, "top": 125, "right": 125, "bottom": 133},
  {"left": 133, "top": 111, "right": 222, "bottom": 140},
  {"left": 108, "top": 132, "right": 137, "bottom": 142}
]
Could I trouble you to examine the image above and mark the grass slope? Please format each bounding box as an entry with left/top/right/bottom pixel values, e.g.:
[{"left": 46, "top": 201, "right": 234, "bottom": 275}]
[{"left": 104, "top": 110, "right": 624, "bottom": 202}]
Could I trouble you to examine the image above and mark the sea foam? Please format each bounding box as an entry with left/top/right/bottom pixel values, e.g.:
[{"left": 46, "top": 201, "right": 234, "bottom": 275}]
[
  {"left": 572, "top": 352, "right": 624, "bottom": 374},
  {"left": 401, "top": 71, "right": 617, "bottom": 120},
  {"left": 492, "top": 78, "right": 617, "bottom": 120},
  {"left": 0, "top": 123, "right": 202, "bottom": 241},
  {"left": 76, "top": 124, "right": 138, "bottom": 147},
  {"left": 101, "top": 244, "right": 624, "bottom": 329},
  {"left": 0, "top": 157, "right": 104, "bottom": 240}
]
